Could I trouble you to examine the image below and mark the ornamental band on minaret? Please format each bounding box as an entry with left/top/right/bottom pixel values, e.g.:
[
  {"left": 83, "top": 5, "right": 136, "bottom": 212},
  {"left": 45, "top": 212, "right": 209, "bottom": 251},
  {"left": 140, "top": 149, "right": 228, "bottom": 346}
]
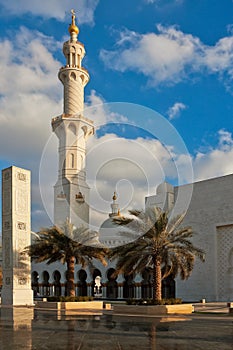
[{"left": 52, "top": 10, "right": 94, "bottom": 228}]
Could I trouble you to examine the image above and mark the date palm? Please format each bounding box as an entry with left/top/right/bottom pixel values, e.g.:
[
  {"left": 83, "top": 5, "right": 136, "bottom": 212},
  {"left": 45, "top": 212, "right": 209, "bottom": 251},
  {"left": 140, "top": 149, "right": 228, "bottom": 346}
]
[
  {"left": 110, "top": 207, "right": 205, "bottom": 302},
  {"left": 25, "top": 220, "right": 108, "bottom": 296}
]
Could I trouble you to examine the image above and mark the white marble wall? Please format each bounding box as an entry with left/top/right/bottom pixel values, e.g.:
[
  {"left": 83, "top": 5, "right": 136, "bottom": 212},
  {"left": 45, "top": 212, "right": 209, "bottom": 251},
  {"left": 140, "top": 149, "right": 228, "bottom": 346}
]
[{"left": 146, "top": 174, "right": 233, "bottom": 302}]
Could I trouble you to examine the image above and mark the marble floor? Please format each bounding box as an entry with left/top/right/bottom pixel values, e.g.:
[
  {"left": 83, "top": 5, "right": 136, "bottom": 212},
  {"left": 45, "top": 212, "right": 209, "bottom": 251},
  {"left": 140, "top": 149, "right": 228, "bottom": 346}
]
[{"left": 0, "top": 305, "right": 232, "bottom": 349}]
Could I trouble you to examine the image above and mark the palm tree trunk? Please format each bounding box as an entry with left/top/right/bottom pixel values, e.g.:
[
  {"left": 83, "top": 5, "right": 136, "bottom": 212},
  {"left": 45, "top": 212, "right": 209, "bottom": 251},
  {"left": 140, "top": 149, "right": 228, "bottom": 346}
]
[
  {"left": 152, "top": 255, "right": 162, "bottom": 302},
  {"left": 66, "top": 256, "right": 75, "bottom": 296}
]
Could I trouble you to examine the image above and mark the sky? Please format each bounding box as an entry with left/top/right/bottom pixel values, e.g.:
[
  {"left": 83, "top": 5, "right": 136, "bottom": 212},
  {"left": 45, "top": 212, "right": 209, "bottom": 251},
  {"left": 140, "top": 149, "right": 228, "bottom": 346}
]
[{"left": 0, "top": 0, "right": 233, "bottom": 232}]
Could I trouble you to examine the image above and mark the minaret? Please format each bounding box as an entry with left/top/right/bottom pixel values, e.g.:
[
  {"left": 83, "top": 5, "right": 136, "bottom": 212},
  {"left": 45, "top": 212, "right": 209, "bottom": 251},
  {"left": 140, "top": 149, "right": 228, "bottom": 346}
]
[
  {"left": 52, "top": 10, "right": 94, "bottom": 227},
  {"left": 109, "top": 192, "right": 121, "bottom": 218}
]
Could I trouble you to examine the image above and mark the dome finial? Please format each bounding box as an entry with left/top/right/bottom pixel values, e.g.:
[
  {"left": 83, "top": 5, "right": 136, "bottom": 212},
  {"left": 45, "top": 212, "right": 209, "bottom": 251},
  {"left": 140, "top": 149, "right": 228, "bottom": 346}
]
[
  {"left": 69, "top": 9, "right": 79, "bottom": 36},
  {"left": 112, "top": 191, "right": 117, "bottom": 201},
  {"left": 71, "top": 9, "right": 75, "bottom": 21}
]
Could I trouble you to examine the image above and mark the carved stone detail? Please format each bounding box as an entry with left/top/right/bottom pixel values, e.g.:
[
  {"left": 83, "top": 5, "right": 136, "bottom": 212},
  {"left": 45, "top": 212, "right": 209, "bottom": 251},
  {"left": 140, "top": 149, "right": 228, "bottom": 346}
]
[
  {"left": 17, "top": 222, "right": 26, "bottom": 230},
  {"left": 16, "top": 189, "right": 27, "bottom": 213},
  {"left": 17, "top": 172, "right": 26, "bottom": 181},
  {"left": 18, "top": 277, "right": 27, "bottom": 285}
]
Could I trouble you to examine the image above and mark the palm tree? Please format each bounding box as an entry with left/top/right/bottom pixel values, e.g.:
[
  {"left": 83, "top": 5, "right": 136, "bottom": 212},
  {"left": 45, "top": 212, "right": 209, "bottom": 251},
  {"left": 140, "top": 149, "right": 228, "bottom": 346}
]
[
  {"left": 25, "top": 220, "right": 108, "bottom": 296},
  {"left": 110, "top": 207, "right": 205, "bottom": 302}
]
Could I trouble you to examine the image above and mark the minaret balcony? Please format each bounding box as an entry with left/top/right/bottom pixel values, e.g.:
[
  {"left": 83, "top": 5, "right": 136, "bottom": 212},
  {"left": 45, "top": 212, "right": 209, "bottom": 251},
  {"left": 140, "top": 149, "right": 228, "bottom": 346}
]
[
  {"left": 75, "top": 192, "right": 85, "bottom": 203},
  {"left": 58, "top": 66, "right": 89, "bottom": 87},
  {"left": 59, "top": 66, "right": 89, "bottom": 74},
  {"left": 57, "top": 192, "right": 66, "bottom": 200}
]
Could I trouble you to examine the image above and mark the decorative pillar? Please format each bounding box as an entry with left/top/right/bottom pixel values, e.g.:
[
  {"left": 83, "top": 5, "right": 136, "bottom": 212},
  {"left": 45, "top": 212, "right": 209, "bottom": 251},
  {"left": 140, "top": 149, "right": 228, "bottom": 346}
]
[
  {"left": 117, "top": 274, "right": 124, "bottom": 299},
  {"left": 118, "top": 283, "right": 124, "bottom": 299},
  {"left": 87, "top": 282, "right": 92, "bottom": 296},
  {"left": 101, "top": 282, "right": 107, "bottom": 298},
  {"left": 135, "top": 283, "right": 142, "bottom": 299},
  {"left": 61, "top": 284, "right": 66, "bottom": 296},
  {"left": 134, "top": 274, "right": 143, "bottom": 299},
  {"left": 1, "top": 166, "right": 34, "bottom": 306},
  {"left": 38, "top": 284, "right": 43, "bottom": 296}
]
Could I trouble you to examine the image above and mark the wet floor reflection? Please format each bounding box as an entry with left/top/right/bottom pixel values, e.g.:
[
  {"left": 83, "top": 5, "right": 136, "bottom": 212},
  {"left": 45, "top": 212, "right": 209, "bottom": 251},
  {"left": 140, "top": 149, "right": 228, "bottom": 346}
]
[{"left": 0, "top": 308, "right": 232, "bottom": 349}]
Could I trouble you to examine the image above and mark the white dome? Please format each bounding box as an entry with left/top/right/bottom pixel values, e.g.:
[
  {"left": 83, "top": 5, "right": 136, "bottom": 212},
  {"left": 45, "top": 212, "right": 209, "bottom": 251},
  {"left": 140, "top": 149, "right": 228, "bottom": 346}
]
[
  {"left": 157, "top": 181, "right": 174, "bottom": 194},
  {"left": 99, "top": 217, "right": 133, "bottom": 248}
]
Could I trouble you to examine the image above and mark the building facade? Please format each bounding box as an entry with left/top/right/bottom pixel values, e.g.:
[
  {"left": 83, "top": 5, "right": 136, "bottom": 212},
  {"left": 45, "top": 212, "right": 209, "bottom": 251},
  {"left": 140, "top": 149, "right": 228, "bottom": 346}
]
[{"left": 146, "top": 176, "right": 233, "bottom": 302}]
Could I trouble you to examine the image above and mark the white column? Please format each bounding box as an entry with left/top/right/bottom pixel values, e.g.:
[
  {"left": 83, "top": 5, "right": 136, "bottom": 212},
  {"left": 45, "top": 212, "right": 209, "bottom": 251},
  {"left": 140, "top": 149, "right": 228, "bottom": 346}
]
[
  {"left": 135, "top": 285, "right": 142, "bottom": 299},
  {"left": 101, "top": 282, "right": 107, "bottom": 298},
  {"left": 118, "top": 285, "right": 123, "bottom": 299},
  {"left": 39, "top": 284, "right": 43, "bottom": 296},
  {"left": 74, "top": 54, "right": 78, "bottom": 66},
  {"left": 134, "top": 273, "right": 143, "bottom": 299},
  {"left": 61, "top": 285, "right": 66, "bottom": 296},
  {"left": 87, "top": 282, "right": 92, "bottom": 296},
  {"left": 117, "top": 274, "right": 124, "bottom": 299}
]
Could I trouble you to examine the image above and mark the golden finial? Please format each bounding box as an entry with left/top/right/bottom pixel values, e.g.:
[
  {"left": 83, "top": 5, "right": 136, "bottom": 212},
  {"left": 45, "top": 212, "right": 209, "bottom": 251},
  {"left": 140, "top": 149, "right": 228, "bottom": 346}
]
[
  {"left": 71, "top": 9, "right": 75, "bottom": 20},
  {"left": 112, "top": 191, "right": 117, "bottom": 201},
  {"left": 68, "top": 9, "right": 79, "bottom": 35}
]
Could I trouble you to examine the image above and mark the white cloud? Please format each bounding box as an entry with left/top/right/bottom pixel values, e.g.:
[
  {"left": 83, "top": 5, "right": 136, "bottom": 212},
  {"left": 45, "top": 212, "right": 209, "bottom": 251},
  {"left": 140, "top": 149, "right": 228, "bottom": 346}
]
[
  {"left": 84, "top": 90, "right": 129, "bottom": 127},
  {"left": 193, "top": 129, "right": 233, "bottom": 181},
  {"left": 85, "top": 132, "right": 191, "bottom": 228},
  {"left": 0, "top": 0, "right": 99, "bottom": 24},
  {"left": 203, "top": 36, "right": 233, "bottom": 78},
  {"left": 0, "top": 27, "right": 62, "bottom": 163},
  {"left": 0, "top": 27, "right": 61, "bottom": 97},
  {"left": 100, "top": 25, "right": 233, "bottom": 87},
  {"left": 167, "top": 102, "right": 187, "bottom": 120},
  {"left": 0, "top": 27, "right": 63, "bottom": 230}
]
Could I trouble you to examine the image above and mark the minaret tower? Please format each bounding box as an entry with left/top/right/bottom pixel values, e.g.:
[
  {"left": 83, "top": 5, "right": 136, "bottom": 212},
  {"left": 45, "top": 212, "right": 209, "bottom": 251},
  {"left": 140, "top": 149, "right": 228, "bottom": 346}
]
[
  {"left": 109, "top": 192, "right": 120, "bottom": 218},
  {"left": 52, "top": 10, "right": 94, "bottom": 227}
]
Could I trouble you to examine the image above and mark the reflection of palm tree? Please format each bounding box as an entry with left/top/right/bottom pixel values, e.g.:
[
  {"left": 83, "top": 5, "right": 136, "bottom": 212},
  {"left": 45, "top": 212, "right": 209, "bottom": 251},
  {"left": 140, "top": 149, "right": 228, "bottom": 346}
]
[
  {"left": 25, "top": 220, "right": 108, "bottom": 296},
  {"left": 105, "top": 314, "right": 116, "bottom": 330},
  {"left": 111, "top": 207, "right": 205, "bottom": 301},
  {"left": 66, "top": 319, "right": 76, "bottom": 350},
  {"left": 149, "top": 321, "right": 157, "bottom": 350},
  {"left": 0, "top": 265, "right": 2, "bottom": 290}
]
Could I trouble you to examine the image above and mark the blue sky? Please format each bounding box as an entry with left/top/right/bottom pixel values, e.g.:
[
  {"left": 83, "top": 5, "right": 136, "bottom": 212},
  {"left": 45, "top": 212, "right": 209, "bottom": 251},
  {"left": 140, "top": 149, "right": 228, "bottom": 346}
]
[{"left": 0, "top": 0, "right": 232, "bottom": 231}]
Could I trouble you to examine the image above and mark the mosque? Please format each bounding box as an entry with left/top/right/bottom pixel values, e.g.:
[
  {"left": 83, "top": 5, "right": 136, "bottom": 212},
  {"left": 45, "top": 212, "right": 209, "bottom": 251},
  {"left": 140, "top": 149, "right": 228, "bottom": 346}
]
[{"left": 29, "top": 12, "right": 233, "bottom": 302}]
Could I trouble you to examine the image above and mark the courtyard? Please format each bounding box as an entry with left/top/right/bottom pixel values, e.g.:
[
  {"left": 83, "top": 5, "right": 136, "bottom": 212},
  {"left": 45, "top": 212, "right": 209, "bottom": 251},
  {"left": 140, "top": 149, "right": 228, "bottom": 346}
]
[{"left": 0, "top": 303, "right": 232, "bottom": 349}]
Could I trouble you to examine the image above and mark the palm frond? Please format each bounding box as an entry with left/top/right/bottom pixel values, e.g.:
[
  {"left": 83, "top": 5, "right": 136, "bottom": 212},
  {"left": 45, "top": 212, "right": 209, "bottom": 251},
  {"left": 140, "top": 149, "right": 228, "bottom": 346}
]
[
  {"left": 167, "top": 212, "right": 186, "bottom": 235},
  {"left": 113, "top": 216, "right": 133, "bottom": 226}
]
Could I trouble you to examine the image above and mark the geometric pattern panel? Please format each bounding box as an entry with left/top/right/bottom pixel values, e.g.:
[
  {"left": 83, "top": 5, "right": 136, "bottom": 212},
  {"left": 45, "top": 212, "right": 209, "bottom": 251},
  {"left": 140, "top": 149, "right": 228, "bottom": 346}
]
[{"left": 217, "top": 224, "right": 233, "bottom": 300}]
